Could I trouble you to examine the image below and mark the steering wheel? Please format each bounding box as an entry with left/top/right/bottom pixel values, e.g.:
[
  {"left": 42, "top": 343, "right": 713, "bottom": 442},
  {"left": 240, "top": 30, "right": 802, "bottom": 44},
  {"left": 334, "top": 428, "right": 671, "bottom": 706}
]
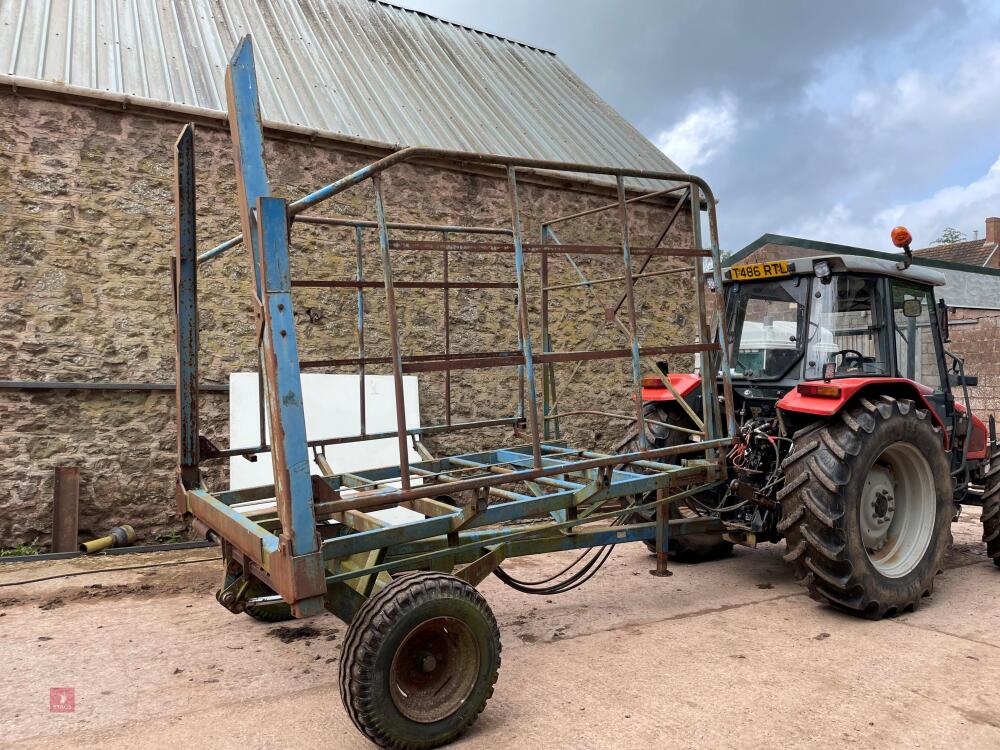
[{"left": 831, "top": 348, "right": 865, "bottom": 371}]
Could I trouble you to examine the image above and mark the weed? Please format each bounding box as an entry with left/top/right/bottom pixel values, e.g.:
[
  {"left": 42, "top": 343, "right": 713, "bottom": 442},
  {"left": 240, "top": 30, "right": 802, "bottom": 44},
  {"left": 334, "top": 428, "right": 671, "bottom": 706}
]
[{"left": 0, "top": 538, "right": 42, "bottom": 557}]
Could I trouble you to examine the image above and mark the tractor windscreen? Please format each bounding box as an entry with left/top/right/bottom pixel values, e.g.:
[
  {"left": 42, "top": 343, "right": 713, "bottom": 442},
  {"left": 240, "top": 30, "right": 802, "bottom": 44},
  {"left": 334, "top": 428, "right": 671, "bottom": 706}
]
[
  {"left": 726, "top": 278, "right": 807, "bottom": 379},
  {"left": 805, "top": 275, "right": 889, "bottom": 380}
]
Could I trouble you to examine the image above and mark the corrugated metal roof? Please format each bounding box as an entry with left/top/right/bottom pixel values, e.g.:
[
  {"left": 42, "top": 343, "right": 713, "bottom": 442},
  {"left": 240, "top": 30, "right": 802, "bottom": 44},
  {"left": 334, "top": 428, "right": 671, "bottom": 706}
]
[{"left": 0, "top": 0, "right": 682, "bottom": 189}]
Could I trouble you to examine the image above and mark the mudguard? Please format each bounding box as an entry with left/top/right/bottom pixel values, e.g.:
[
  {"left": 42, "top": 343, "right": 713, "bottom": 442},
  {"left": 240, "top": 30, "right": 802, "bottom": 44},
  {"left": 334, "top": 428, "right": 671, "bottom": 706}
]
[
  {"left": 954, "top": 401, "right": 988, "bottom": 460},
  {"left": 640, "top": 373, "right": 701, "bottom": 402},
  {"left": 777, "top": 378, "right": 937, "bottom": 418},
  {"left": 777, "top": 377, "right": 987, "bottom": 459}
]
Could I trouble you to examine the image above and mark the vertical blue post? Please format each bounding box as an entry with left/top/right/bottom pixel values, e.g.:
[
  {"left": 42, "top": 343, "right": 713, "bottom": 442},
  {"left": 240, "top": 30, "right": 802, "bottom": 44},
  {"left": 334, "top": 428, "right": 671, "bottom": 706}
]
[
  {"left": 257, "top": 197, "right": 318, "bottom": 557},
  {"left": 373, "top": 175, "right": 412, "bottom": 489},
  {"left": 540, "top": 225, "right": 550, "bottom": 440},
  {"left": 355, "top": 226, "right": 367, "bottom": 437},
  {"left": 616, "top": 176, "right": 647, "bottom": 449},
  {"left": 225, "top": 37, "right": 316, "bottom": 556},
  {"left": 507, "top": 168, "right": 542, "bottom": 467},
  {"left": 225, "top": 37, "right": 324, "bottom": 617},
  {"left": 173, "top": 124, "right": 200, "bottom": 496},
  {"left": 225, "top": 36, "right": 268, "bottom": 304},
  {"left": 701, "top": 187, "right": 737, "bottom": 439},
  {"left": 691, "top": 184, "right": 720, "bottom": 443}
]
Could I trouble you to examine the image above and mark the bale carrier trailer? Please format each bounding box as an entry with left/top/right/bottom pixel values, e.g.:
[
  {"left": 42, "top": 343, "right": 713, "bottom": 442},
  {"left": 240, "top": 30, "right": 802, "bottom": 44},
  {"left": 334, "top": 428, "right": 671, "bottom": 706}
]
[{"left": 172, "top": 37, "right": 735, "bottom": 749}]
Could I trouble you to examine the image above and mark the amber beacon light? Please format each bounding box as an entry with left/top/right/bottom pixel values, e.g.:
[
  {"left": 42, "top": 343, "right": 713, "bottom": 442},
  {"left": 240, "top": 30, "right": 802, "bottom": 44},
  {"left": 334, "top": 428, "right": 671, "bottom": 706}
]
[{"left": 891, "top": 226, "right": 913, "bottom": 249}]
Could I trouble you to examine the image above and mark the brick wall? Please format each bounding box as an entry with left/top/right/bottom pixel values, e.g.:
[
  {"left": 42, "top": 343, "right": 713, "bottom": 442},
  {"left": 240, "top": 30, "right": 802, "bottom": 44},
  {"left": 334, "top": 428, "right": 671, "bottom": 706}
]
[
  {"left": 0, "top": 91, "right": 698, "bottom": 547},
  {"left": 945, "top": 308, "right": 1000, "bottom": 420}
]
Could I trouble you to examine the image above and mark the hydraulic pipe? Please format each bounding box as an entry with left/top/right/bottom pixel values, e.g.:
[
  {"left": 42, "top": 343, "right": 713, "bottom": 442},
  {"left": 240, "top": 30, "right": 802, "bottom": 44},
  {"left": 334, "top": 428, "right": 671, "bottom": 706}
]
[{"left": 79, "top": 525, "right": 137, "bottom": 554}]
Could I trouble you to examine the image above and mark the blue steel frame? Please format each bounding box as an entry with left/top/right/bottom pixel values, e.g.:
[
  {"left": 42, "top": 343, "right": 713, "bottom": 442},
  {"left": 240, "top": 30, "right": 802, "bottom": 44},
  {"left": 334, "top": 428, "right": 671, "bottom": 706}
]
[{"left": 173, "top": 37, "right": 735, "bottom": 621}]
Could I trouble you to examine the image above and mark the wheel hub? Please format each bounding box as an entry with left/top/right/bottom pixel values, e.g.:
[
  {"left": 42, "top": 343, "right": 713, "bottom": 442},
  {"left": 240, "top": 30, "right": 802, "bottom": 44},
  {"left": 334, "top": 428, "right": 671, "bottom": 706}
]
[
  {"left": 861, "top": 465, "right": 896, "bottom": 552},
  {"left": 419, "top": 652, "right": 438, "bottom": 673},
  {"left": 389, "top": 616, "right": 480, "bottom": 724},
  {"left": 872, "top": 488, "right": 895, "bottom": 525}
]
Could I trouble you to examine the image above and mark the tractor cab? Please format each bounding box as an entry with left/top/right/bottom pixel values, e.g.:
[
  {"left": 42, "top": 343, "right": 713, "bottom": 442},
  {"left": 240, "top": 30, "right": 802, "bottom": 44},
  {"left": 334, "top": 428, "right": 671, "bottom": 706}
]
[
  {"left": 721, "top": 255, "right": 973, "bottom": 443},
  {"left": 630, "top": 232, "right": 996, "bottom": 621}
]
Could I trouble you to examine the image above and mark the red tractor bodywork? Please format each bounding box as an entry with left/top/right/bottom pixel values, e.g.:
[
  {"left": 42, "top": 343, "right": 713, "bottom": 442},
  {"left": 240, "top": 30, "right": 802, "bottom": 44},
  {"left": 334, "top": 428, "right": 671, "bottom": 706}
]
[
  {"left": 639, "top": 373, "right": 701, "bottom": 403},
  {"left": 642, "top": 374, "right": 988, "bottom": 460}
]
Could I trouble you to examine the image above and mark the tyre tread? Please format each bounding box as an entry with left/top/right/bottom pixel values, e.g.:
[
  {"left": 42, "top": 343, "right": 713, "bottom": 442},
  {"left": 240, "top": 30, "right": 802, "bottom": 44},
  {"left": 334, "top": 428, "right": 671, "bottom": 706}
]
[
  {"left": 781, "top": 396, "right": 952, "bottom": 618},
  {"left": 982, "top": 439, "right": 1000, "bottom": 566},
  {"left": 339, "top": 572, "right": 500, "bottom": 750}
]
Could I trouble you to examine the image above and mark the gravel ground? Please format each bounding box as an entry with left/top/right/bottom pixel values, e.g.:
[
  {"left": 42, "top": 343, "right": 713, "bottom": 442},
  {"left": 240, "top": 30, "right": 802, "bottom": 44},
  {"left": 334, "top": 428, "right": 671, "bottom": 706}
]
[{"left": 1, "top": 507, "right": 998, "bottom": 749}]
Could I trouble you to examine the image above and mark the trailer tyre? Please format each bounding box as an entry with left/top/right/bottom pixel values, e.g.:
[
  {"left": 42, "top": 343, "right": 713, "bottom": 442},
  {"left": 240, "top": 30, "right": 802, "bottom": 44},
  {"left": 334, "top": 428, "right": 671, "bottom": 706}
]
[
  {"left": 244, "top": 601, "right": 294, "bottom": 623},
  {"left": 617, "top": 402, "right": 733, "bottom": 562},
  {"left": 780, "top": 396, "right": 953, "bottom": 619},
  {"left": 340, "top": 572, "right": 501, "bottom": 750},
  {"left": 981, "top": 439, "right": 1000, "bottom": 567}
]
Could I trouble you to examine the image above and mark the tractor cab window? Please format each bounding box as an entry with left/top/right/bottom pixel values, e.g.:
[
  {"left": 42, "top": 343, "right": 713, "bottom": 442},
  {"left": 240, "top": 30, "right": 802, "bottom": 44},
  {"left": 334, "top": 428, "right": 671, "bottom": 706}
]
[
  {"left": 726, "top": 278, "right": 807, "bottom": 379},
  {"left": 805, "top": 275, "right": 888, "bottom": 380},
  {"left": 891, "top": 282, "right": 942, "bottom": 389}
]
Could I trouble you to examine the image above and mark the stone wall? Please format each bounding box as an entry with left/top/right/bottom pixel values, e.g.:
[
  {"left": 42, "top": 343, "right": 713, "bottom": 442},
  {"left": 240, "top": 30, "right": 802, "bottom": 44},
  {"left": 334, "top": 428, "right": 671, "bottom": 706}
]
[{"left": 0, "top": 91, "right": 698, "bottom": 548}]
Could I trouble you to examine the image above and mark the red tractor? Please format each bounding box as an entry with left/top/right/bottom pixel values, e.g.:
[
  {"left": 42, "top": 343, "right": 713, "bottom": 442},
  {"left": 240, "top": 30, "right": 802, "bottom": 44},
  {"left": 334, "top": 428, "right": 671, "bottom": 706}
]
[{"left": 622, "top": 230, "right": 998, "bottom": 618}]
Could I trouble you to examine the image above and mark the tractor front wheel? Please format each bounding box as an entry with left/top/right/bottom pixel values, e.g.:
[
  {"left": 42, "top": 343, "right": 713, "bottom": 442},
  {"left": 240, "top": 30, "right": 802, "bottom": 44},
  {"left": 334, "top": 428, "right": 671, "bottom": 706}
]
[
  {"left": 339, "top": 572, "right": 501, "bottom": 750},
  {"left": 617, "top": 402, "right": 734, "bottom": 563},
  {"left": 779, "top": 395, "right": 952, "bottom": 618},
  {"left": 244, "top": 600, "right": 294, "bottom": 623}
]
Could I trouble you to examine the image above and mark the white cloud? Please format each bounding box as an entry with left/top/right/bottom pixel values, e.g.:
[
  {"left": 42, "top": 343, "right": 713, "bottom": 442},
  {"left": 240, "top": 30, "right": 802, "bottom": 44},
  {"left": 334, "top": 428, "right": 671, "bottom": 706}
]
[
  {"left": 654, "top": 95, "right": 737, "bottom": 170},
  {"left": 766, "top": 40, "right": 1000, "bottom": 251},
  {"left": 782, "top": 154, "right": 1000, "bottom": 249},
  {"left": 850, "top": 44, "right": 1000, "bottom": 133}
]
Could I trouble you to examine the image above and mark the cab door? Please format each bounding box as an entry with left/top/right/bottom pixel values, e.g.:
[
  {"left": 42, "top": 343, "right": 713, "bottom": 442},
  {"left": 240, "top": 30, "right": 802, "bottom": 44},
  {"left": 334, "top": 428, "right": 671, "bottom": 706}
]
[{"left": 888, "top": 280, "right": 952, "bottom": 424}]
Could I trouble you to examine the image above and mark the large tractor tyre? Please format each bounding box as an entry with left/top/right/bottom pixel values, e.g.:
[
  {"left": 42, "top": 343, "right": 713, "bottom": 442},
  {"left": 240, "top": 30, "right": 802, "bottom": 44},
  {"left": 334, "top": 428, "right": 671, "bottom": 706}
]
[
  {"left": 981, "top": 439, "right": 1000, "bottom": 566},
  {"left": 617, "top": 402, "right": 734, "bottom": 563},
  {"left": 340, "top": 572, "right": 501, "bottom": 750},
  {"left": 779, "top": 395, "right": 953, "bottom": 619}
]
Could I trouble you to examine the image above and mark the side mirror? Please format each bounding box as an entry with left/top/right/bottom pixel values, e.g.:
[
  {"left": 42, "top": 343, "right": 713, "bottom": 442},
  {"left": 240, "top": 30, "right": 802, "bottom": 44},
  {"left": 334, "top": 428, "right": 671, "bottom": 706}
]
[
  {"left": 902, "top": 298, "right": 922, "bottom": 318},
  {"left": 936, "top": 298, "right": 950, "bottom": 343}
]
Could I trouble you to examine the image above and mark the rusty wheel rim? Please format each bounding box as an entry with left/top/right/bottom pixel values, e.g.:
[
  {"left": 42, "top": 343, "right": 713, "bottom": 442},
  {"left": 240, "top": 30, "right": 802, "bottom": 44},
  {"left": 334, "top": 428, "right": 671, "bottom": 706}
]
[{"left": 389, "top": 616, "right": 480, "bottom": 724}]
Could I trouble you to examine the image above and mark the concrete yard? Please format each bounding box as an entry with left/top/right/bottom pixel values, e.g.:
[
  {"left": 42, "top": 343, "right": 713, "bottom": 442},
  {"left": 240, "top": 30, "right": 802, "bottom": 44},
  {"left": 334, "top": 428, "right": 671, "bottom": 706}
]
[{"left": 2, "top": 507, "right": 998, "bottom": 750}]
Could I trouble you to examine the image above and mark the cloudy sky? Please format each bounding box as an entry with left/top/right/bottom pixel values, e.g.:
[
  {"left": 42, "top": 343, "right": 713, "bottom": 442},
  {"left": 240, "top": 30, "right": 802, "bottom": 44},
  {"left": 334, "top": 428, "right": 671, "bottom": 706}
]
[{"left": 398, "top": 0, "right": 1000, "bottom": 253}]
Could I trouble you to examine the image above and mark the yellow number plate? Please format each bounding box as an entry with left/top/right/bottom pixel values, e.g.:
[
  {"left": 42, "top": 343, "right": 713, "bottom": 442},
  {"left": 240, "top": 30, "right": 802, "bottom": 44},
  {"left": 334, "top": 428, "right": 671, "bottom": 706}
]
[{"left": 729, "top": 260, "right": 790, "bottom": 281}]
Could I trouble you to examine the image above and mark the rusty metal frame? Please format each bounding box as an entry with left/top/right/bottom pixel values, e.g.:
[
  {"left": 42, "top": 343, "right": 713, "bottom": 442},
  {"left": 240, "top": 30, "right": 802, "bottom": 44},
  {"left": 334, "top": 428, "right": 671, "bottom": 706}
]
[{"left": 173, "top": 37, "right": 735, "bottom": 619}]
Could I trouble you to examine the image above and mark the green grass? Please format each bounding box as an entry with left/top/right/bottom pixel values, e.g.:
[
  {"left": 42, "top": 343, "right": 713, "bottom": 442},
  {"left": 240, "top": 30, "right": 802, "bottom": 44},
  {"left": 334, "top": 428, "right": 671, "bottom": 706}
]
[
  {"left": 154, "top": 529, "right": 185, "bottom": 545},
  {"left": 0, "top": 538, "right": 42, "bottom": 557}
]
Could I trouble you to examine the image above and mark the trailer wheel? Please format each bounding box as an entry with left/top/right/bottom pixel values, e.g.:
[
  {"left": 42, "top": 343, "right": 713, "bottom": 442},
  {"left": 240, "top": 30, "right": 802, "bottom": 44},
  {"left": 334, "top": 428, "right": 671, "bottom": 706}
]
[
  {"left": 617, "top": 402, "right": 733, "bottom": 562},
  {"left": 244, "top": 600, "right": 293, "bottom": 623},
  {"left": 780, "top": 396, "right": 953, "bottom": 618},
  {"left": 340, "top": 572, "right": 501, "bottom": 750},
  {"left": 981, "top": 439, "right": 1000, "bottom": 566}
]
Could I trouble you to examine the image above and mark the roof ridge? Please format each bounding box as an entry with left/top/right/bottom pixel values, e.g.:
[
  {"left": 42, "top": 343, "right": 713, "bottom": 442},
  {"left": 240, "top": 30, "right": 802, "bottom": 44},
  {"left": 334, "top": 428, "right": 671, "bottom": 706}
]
[
  {"left": 372, "top": 1, "right": 556, "bottom": 55},
  {"left": 914, "top": 237, "right": 987, "bottom": 252}
]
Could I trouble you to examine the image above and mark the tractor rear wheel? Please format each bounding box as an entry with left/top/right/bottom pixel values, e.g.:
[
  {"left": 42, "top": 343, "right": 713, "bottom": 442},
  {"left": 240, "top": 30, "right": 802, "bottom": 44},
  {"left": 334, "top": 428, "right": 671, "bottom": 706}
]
[
  {"left": 617, "top": 402, "right": 734, "bottom": 563},
  {"left": 779, "top": 396, "right": 952, "bottom": 618},
  {"left": 981, "top": 439, "right": 1000, "bottom": 566},
  {"left": 340, "top": 572, "right": 501, "bottom": 750}
]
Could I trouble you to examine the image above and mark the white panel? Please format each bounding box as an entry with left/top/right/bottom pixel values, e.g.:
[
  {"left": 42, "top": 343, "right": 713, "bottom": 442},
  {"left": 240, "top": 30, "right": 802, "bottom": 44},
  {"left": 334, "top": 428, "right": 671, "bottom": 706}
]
[{"left": 229, "top": 372, "right": 421, "bottom": 491}]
